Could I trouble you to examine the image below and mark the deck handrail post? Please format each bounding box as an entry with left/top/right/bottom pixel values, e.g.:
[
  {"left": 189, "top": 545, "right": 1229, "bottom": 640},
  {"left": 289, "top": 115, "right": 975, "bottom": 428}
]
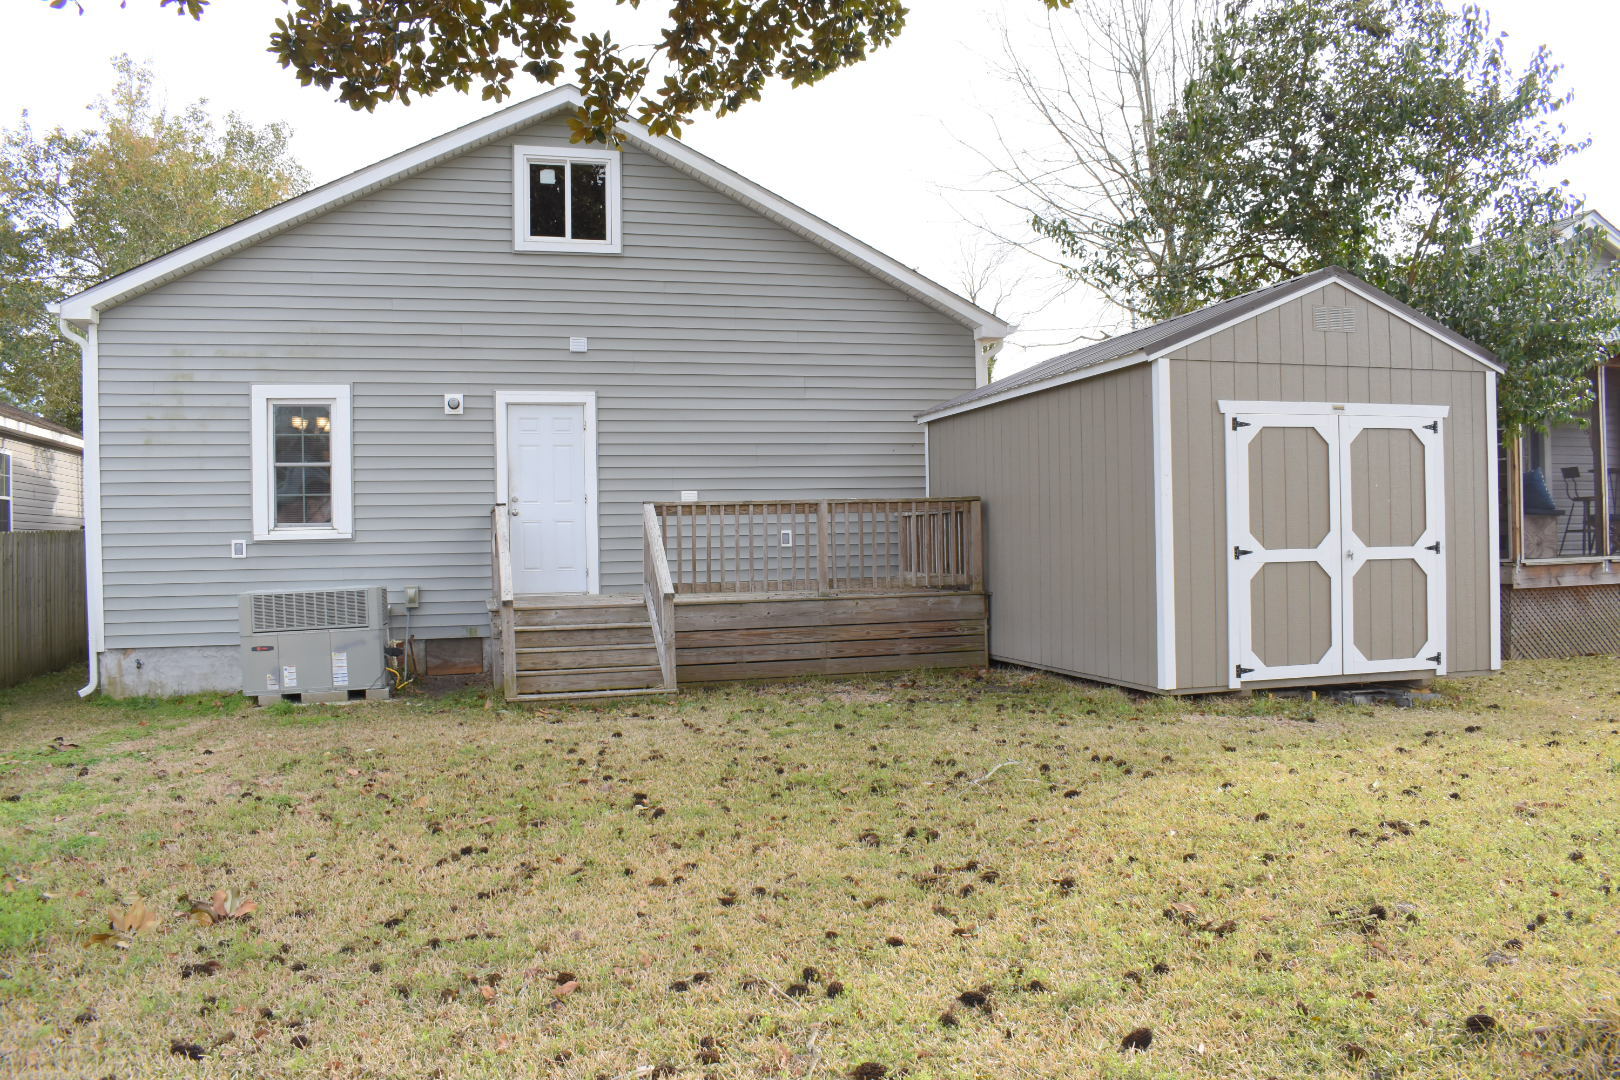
[
  {"left": 491, "top": 503, "right": 517, "bottom": 698},
  {"left": 643, "top": 502, "right": 678, "bottom": 689},
  {"left": 816, "top": 499, "right": 833, "bottom": 595},
  {"left": 967, "top": 498, "right": 985, "bottom": 593}
]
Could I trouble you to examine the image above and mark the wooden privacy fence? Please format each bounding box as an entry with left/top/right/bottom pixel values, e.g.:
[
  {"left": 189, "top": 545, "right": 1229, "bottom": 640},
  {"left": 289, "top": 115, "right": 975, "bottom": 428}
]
[
  {"left": 650, "top": 498, "right": 984, "bottom": 595},
  {"left": 1, "top": 530, "right": 86, "bottom": 688}
]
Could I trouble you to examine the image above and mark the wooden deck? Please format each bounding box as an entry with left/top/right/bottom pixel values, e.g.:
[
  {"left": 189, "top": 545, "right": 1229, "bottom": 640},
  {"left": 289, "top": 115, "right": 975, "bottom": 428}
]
[{"left": 491, "top": 498, "right": 986, "bottom": 701}]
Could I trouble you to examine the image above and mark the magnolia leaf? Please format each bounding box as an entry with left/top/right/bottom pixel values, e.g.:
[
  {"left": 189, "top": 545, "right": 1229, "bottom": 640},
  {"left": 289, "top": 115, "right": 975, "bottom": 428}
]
[{"left": 109, "top": 900, "right": 159, "bottom": 935}]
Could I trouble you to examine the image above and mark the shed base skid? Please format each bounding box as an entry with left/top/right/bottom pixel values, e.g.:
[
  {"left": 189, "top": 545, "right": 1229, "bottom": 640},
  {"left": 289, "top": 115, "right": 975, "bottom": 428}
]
[{"left": 987, "top": 656, "right": 1483, "bottom": 696}]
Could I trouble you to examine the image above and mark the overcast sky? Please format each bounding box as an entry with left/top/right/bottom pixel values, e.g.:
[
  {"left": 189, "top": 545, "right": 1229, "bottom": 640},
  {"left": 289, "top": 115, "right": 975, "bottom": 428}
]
[{"left": 4, "top": 0, "right": 1615, "bottom": 376}]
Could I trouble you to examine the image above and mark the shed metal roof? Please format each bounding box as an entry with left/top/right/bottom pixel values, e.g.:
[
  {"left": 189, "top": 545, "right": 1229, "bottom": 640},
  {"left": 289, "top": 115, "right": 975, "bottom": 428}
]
[{"left": 919, "top": 266, "right": 1500, "bottom": 422}]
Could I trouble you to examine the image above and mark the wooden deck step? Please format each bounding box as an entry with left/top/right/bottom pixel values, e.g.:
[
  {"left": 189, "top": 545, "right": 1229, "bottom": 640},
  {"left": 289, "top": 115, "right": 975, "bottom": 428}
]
[
  {"left": 514, "top": 604, "right": 651, "bottom": 628},
  {"left": 517, "top": 643, "right": 659, "bottom": 671},
  {"left": 515, "top": 665, "right": 665, "bottom": 695},
  {"left": 507, "top": 686, "right": 674, "bottom": 702},
  {"left": 514, "top": 623, "right": 653, "bottom": 648}
]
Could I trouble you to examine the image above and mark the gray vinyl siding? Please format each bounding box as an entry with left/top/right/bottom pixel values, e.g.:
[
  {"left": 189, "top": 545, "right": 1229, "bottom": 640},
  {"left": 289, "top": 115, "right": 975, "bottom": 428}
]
[
  {"left": 1, "top": 434, "right": 83, "bottom": 531},
  {"left": 1168, "top": 283, "right": 1493, "bottom": 690},
  {"left": 925, "top": 365, "right": 1158, "bottom": 688},
  {"left": 94, "top": 116, "right": 976, "bottom": 649}
]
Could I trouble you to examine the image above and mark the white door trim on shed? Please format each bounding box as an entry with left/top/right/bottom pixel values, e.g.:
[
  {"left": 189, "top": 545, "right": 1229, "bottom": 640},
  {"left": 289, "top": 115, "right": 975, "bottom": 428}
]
[
  {"left": 494, "top": 390, "right": 600, "bottom": 595},
  {"left": 1218, "top": 401, "right": 1451, "bottom": 418}
]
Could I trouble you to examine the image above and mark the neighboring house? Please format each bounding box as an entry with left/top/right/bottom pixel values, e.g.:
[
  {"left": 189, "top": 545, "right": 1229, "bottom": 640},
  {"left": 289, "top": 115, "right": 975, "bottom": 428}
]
[
  {"left": 0, "top": 402, "right": 84, "bottom": 532},
  {"left": 54, "top": 86, "right": 1007, "bottom": 699},
  {"left": 924, "top": 266, "right": 1502, "bottom": 693},
  {"left": 1498, "top": 209, "right": 1620, "bottom": 658}
]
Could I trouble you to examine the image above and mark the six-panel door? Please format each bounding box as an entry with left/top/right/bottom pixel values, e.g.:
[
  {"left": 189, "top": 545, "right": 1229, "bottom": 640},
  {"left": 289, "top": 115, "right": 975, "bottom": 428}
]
[
  {"left": 506, "top": 402, "right": 591, "bottom": 594},
  {"left": 1225, "top": 406, "right": 1445, "bottom": 687}
]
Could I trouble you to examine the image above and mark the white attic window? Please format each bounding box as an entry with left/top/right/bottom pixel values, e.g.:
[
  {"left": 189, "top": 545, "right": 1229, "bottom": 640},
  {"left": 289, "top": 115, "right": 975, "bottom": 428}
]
[{"left": 512, "top": 144, "right": 622, "bottom": 254}]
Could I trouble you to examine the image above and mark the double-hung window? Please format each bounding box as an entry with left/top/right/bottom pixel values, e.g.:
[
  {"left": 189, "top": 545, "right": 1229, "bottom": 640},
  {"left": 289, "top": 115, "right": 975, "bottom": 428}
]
[
  {"left": 0, "top": 451, "right": 10, "bottom": 532},
  {"left": 251, "top": 385, "right": 352, "bottom": 541},
  {"left": 512, "top": 145, "right": 621, "bottom": 253}
]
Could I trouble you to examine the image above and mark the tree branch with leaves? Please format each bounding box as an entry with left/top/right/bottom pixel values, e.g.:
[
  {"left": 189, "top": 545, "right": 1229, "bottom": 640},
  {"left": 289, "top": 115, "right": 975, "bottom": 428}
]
[
  {"left": 55, "top": 1, "right": 1073, "bottom": 142},
  {"left": 996, "top": 0, "right": 1619, "bottom": 434}
]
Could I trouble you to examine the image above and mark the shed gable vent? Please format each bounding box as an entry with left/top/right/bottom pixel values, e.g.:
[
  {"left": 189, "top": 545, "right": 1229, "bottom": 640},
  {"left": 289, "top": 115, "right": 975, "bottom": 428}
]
[
  {"left": 250, "top": 589, "right": 370, "bottom": 633},
  {"left": 1313, "top": 306, "right": 1358, "bottom": 332}
]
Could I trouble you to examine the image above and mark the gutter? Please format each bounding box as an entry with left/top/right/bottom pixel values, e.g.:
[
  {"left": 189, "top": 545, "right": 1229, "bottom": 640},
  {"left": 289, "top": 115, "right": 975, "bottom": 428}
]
[{"left": 53, "top": 307, "right": 102, "bottom": 698}]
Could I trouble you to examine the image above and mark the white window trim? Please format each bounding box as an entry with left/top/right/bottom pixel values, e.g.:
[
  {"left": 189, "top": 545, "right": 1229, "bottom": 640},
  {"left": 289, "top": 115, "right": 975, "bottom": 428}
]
[
  {"left": 250, "top": 384, "right": 353, "bottom": 542},
  {"left": 511, "top": 144, "right": 622, "bottom": 254}
]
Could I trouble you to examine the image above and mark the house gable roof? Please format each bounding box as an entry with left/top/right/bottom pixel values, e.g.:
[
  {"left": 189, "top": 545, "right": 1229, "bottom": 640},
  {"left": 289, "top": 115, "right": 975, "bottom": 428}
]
[
  {"left": 919, "top": 266, "right": 1501, "bottom": 423},
  {"left": 55, "top": 86, "right": 1010, "bottom": 340}
]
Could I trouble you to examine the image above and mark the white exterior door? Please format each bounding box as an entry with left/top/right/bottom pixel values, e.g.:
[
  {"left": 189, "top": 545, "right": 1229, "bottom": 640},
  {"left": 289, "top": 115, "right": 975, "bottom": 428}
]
[
  {"left": 1225, "top": 404, "right": 1446, "bottom": 687},
  {"left": 505, "top": 401, "right": 593, "bottom": 594}
]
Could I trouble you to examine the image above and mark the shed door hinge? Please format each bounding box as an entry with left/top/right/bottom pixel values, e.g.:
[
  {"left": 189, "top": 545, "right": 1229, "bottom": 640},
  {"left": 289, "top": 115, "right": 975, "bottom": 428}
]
[
  {"left": 1425, "top": 541, "right": 1440, "bottom": 554},
  {"left": 1232, "top": 417, "right": 1251, "bottom": 430},
  {"left": 1233, "top": 546, "right": 1253, "bottom": 559},
  {"left": 1423, "top": 420, "right": 1439, "bottom": 433},
  {"left": 1235, "top": 664, "right": 1254, "bottom": 678},
  {"left": 1426, "top": 652, "right": 1441, "bottom": 665}
]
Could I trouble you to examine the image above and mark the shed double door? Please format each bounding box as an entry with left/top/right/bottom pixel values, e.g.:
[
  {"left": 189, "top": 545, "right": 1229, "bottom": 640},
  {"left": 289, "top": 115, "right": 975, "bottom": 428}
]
[{"left": 1225, "top": 406, "right": 1446, "bottom": 687}]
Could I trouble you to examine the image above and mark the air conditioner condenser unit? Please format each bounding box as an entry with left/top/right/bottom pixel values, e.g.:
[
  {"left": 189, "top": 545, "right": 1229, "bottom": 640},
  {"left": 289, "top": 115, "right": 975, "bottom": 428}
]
[{"left": 239, "top": 586, "right": 390, "bottom": 701}]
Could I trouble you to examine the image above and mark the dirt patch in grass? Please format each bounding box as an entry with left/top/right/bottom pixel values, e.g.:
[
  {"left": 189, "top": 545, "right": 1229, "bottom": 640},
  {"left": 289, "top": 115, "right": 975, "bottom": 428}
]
[{"left": 0, "top": 659, "right": 1616, "bottom": 1078}]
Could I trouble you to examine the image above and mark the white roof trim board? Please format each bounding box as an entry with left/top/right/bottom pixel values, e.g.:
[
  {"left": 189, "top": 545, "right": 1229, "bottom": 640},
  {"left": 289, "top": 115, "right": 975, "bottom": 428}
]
[
  {"left": 55, "top": 86, "right": 1010, "bottom": 340},
  {"left": 1558, "top": 209, "right": 1620, "bottom": 257},
  {"left": 0, "top": 410, "right": 84, "bottom": 452},
  {"left": 918, "top": 266, "right": 1502, "bottom": 423}
]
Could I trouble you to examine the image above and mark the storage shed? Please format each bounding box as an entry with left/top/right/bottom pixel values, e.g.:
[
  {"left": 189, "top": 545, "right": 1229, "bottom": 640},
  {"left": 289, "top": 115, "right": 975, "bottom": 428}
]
[{"left": 921, "top": 267, "right": 1502, "bottom": 694}]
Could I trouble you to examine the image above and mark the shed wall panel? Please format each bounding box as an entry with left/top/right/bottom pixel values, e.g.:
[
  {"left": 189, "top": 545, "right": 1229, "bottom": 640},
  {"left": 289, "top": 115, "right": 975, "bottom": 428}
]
[
  {"left": 94, "top": 116, "right": 975, "bottom": 648},
  {"left": 1168, "top": 287, "right": 1492, "bottom": 690},
  {"left": 925, "top": 365, "right": 1157, "bottom": 687}
]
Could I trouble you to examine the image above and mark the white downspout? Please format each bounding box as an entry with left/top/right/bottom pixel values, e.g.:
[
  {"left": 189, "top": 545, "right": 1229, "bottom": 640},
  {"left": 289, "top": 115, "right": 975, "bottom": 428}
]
[{"left": 55, "top": 310, "right": 102, "bottom": 697}]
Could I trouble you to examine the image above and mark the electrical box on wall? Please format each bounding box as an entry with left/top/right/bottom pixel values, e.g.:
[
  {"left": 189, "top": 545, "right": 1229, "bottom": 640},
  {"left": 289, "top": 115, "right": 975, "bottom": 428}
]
[
  {"left": 680, "top": 490, "right": 699, "bottom": 502},
  {"left": 230, "top": 539, "right": 248, "bottom": 559},
  {"left": 443, "top": 393, "right": 464, "bottom": 415}
]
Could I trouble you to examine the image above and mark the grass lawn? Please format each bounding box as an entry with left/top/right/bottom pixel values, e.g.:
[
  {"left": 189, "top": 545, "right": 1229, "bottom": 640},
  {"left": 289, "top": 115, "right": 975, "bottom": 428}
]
[{"left": 1, "top": 660, "right": 1617, "bottom": 1079}]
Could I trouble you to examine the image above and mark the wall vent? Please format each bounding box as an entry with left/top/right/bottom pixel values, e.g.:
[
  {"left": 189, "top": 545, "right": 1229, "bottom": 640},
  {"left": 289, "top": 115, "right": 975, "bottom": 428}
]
[
  {"left": 249, "top": 589, "right": 371, "bottom": 633},
  {"left": 1313, "top": 306, "right": 1358, "bottom": 333}
]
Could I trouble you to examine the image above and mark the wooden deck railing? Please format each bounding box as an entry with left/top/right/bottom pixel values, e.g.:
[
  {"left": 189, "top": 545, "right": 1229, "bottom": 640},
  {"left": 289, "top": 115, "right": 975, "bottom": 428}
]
[
  {"left": 491, "top": 503, "right": 517, "bottom": 697},
  {"left": 650, "top": 498, "right": 983, "bottom": 596},
  {"left": 642, "top": 503, "right": 677, "bottom": 688},
  {"left": 491, "top": 503, "right": 515, "bottom": 604}
]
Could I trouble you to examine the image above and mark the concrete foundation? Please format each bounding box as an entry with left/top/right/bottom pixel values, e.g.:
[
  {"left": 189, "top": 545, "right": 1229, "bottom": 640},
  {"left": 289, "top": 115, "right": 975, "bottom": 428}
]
[
  {"left": 98, "top": 636, "right": 494, "bottom": 698},
  {"left": 98, "top": 646, "right": 239, "bottom": 697}
]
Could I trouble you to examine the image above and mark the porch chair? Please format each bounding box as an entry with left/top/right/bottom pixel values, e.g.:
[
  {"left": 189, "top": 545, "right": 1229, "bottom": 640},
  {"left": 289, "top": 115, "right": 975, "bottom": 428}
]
[{"left": 1559, "top": 466, "right": 1598, "bottom": 556}]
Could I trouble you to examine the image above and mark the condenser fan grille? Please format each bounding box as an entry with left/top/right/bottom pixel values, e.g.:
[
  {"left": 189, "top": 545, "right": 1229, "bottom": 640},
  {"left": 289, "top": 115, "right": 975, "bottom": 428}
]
[{"left": 249, "top": 589, "right": 370, "bottom": 633}]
